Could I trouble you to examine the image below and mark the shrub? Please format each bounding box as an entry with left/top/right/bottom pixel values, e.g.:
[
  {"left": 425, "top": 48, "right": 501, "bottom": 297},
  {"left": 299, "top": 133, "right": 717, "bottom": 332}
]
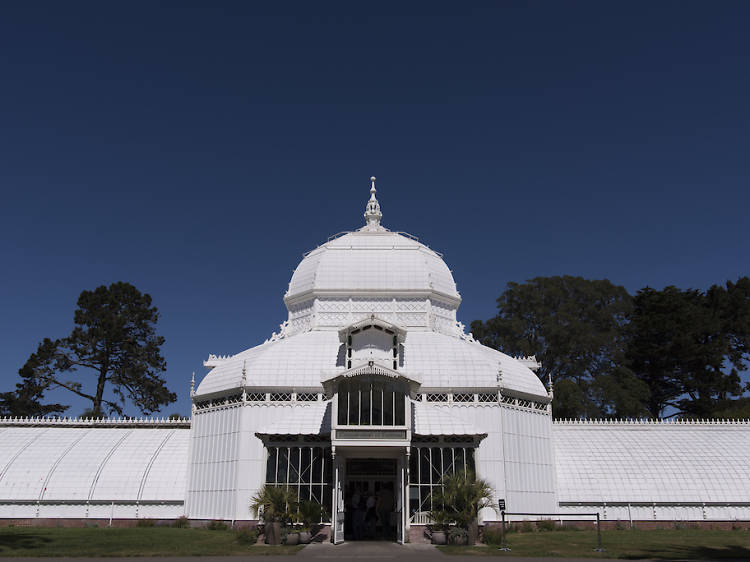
[
  {"left": 430, "top": 471, "right": 494, "bottom": 530},
  {"left": 250, "top": 484, "right": 298, "bottom": 523},
  {"left": 173, "top": 516, "right": 190, "bottom": 528},
  {"left": 427, "top": 508, "right": 451, "bottom": 532},
  {"left": 136, "top": 519, "right": 155, "bottom": 527},
  {"left": 537, "top": 519, "right": 556, "bottom": 532},
  {"left": 481, "top": 526, "right": 504, "bottom": 545},
  {"left": 520, "top": 520, "right": 534, "bottom": 533},
  {"left": 615, "top": 520, "right": 628, "bottom": 531},
  {"left": 236, "top": 528, "right": 259, "bottom": 545},
  {"left": 448, "top": 527, "right": 468, "bottom": 544},
  {"left": 298, "top": 500, "right": 325, "bottom": 531},
  {"left": 207, "top": 519, "right": 229, "bottom": 531}
]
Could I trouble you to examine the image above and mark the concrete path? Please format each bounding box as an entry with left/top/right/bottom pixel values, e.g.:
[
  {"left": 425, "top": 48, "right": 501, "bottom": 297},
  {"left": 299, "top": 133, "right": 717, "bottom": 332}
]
[
  {"left": 302, "top": 541, "right": 439, "bottom": 559},
  {"left": 298, "top": 541, "right": 633, "bottom": 561}
]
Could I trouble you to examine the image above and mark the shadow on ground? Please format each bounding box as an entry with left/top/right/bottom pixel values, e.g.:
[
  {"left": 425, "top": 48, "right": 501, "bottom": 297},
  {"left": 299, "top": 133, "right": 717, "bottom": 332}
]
[
  {"left": 0, "top": 530, "right": 53, "bottom": 552},
  {"left": 623, "top": 544, "right": 750, "bottom": 560}
]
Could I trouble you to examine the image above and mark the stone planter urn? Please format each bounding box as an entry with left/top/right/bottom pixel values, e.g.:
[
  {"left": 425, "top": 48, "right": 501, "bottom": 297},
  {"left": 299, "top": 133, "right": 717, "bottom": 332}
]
[
  {"left": 285, "top": 531, "right": 300, "bottom": 545},
  {"left": 431, "top": 530, "right": 447, "bottom": 545},
  {"left": 298, "top": 531, "right": 312, "bottom": 544},
  {"left": 264, "top": 522, "right": 282, "bottom": 545}
]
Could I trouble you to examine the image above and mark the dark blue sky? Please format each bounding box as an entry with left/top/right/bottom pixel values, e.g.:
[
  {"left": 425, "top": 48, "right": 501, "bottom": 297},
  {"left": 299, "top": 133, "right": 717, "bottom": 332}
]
[{"left": 1, "top": 2, "right": 748, "bottom": 417}]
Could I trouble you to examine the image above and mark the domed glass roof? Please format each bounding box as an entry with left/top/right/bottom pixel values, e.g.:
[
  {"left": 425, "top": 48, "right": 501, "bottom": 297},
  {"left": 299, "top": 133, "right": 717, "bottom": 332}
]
[
  {"left": 284, "top": 179, "right": 460, "bottom": 306},
  {"left": 197, "top": 178, "right": 548, "bottom": 400}
]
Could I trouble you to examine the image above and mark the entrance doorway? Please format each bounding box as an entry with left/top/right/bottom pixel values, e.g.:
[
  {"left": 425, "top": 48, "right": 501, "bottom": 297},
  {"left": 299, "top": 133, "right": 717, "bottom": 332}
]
[{"left": 344, "top": 458, "right": 398, "bottom": 541}]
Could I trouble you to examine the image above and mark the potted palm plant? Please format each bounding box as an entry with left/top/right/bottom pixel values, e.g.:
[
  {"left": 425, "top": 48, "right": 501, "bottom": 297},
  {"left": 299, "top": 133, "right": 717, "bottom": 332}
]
[
  {"left": 297, "top": 500, "right": 324, "bottom": 544},
  {"left": 431, "top": 471, "right": 494, "bottom": 546},
  {"left": 250, "top": 485, "right": 298, "bottom": 545},
  {"left": 427, "top": 508, "right": 450, "bottom": 545}
]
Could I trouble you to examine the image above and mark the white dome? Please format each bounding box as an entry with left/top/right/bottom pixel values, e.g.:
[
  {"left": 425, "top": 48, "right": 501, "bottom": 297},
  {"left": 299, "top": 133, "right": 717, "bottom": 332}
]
[
  {"left": 196, "top": 329, "right": 547, "bottom": 398},
  {"left": 285, "top": 230, "right": 460, "bottom": 305},
  {"left": 197, "top": 179, "right": 548, "bottom": 401}
]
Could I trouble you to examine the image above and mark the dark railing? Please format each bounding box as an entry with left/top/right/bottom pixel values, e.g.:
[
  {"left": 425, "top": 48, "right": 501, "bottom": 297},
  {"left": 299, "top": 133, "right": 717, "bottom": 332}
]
[{"left": 497, "top": 511, "right": 604, "bottom": 552}]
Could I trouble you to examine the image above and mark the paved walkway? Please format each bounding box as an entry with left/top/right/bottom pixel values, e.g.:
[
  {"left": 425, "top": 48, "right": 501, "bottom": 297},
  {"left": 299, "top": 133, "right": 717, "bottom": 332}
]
[
  {"left": 299, "top": 542, "right": 621, "bottom": 561},
  {"left": 301, "top": 541, "right": 436, "bottom": 559}
]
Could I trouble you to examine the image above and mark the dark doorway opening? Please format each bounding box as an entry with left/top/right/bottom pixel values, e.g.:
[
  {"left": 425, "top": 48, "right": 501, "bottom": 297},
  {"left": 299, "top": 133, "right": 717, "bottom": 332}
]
[{"left": 344, "top": 458, "right": 397, "bottom": 541}]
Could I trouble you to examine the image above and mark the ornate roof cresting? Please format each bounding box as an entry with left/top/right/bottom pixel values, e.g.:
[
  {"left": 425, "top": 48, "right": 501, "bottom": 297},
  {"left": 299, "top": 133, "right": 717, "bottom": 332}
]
[
  {"left": 362, "top": 176, "right": 386, "bottom": 232},
  {"left": 0, "top": 416, "right": 191, "bottom": 427}
]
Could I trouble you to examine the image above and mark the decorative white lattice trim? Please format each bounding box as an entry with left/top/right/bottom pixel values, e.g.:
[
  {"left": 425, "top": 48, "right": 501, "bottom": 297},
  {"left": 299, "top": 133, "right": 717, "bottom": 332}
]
[
  {"left": 0, "top": 416, "right": 190, "bottom": 427},
  {"left": 554, "top": 418, "right": 750, "bottom": 425},
  {"left": 266, "top": 320, "right": 291, "bottom": 343}
]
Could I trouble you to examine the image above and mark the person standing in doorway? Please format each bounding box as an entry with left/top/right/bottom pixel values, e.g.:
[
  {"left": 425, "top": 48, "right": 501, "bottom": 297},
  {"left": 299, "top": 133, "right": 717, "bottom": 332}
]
[
  {"left": 365, "top": 491, "right": 377, "bottom": 538},
  {"left": 352, "top": 485, "right": 364, "bottom": 540},
  {"left": 376, "top": 482, "right": 394, "bottom": 539}
]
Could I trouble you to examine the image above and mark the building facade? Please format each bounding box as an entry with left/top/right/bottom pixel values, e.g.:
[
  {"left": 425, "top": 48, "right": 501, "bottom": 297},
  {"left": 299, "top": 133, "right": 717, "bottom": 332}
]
[{"left": 1, "top": 181, "right": 749, "bottom": 537}]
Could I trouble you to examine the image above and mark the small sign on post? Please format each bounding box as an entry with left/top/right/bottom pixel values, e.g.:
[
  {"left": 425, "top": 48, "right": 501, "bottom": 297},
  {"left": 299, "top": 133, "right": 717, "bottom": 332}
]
[{"left": 498, "top": 505, "right": 510, "bottom": 551}]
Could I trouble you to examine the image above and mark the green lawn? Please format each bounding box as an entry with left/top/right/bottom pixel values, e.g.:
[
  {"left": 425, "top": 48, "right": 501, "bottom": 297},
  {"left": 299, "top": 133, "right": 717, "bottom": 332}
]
[
  {"left": 0, "top": 527, "right": 304, "bottom": 557},
  {"left": 439, "top": 529, "right": 750, "bottom": 559}
]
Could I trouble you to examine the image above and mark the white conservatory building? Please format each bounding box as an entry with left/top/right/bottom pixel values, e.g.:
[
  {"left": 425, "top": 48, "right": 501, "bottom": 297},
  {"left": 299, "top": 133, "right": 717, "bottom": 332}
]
[{"left": 1, "top": 180, "right": 749, "bottom": 539}]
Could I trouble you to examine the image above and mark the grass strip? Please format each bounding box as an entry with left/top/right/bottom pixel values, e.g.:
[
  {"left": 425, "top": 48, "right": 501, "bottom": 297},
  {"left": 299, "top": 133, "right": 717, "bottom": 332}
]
[
  {"left": 0, "top": 527, "right": 303, "bottom": 557},
  {"left": 438, "top": 528, "right": 750, "bottom": 559}
]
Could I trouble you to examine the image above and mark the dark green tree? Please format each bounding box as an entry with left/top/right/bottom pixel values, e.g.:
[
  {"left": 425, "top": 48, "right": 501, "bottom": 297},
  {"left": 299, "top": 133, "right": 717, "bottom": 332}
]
[
  {"left": 589, "top": 366, "right": 651, "bottom": 419},
  {"left": 0, "top": 372, "right": 68, "bottom": 417},
  {"left": 710, "top": 277, "right": 750, "bottom": 380},
  {"left": 10, "top": 282, "right": 175, "bottom": 417},
  {"left": 712, "top": 397, "right": 750, "bottom": 419},
  {"left": 471, "top": 276, "right": 643, "bottom": 418},
  {"left": 626, "top": 280, "right": 750, "bottom": 418}
]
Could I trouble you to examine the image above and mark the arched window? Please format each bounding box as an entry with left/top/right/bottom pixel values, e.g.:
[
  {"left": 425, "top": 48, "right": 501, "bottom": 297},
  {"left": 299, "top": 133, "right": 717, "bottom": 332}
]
[{"left": 336, "top": 375, "right": 407, "bottom": 426}]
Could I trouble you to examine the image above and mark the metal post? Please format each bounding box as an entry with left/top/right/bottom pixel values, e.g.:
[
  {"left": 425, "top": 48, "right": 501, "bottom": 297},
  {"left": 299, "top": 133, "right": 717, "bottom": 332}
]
[
  {"left": 628, "top": 502, "right": 632, "bottom": 529},
  {"left": 497, "top": 510, "right": 511, "bottom": 551},
  {"left": 594, "top": 512, "right": 605, "bottom": 552}
]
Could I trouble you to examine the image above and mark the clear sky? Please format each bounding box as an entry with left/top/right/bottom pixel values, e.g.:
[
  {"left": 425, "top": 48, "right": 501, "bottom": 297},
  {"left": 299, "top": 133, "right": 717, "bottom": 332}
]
[{"left": 1, "top": 2, "right": 748, "bottom": 417}]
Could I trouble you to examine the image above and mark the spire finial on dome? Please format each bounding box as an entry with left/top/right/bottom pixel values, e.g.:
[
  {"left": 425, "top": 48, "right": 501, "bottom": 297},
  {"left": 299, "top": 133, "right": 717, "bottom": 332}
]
[{"left": 363, "top": 175, "right": 384, "bottom": 231}]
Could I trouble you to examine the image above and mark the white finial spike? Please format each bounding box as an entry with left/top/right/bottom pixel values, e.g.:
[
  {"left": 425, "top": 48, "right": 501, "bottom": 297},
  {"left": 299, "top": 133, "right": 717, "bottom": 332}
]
[
  {"left": 362, "top": 176, "right": 384, "bottom": 231},
  {"left": 190, "top": 372, "right": 195, "bottom": 397}
]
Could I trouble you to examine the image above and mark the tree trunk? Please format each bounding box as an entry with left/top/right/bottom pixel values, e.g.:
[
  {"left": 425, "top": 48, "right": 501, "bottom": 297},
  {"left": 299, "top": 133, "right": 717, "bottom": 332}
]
[
  {"left": 93, "top": 367, "right": 107, "bottom": 416},
  {"left": 467, "top": 519, "right": 479, "bottom": 546},
  {"left": 265, "top": 522, "right": 282, "bottom": 545}
]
